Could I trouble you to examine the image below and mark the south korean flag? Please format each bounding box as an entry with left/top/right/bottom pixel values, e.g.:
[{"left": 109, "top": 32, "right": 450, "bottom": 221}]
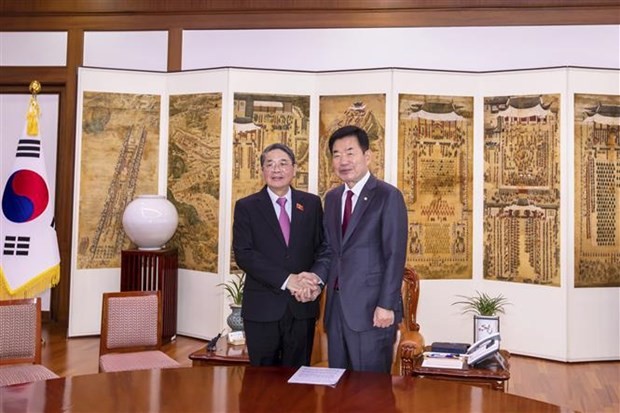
[{"left": 1, "top": 120, "right": 60, "bottom": 299}]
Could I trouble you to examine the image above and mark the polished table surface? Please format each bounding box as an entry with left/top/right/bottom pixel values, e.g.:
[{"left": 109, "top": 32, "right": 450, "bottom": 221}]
[
  {"left": 189, "top": 335, "right": 250, "bottom": 366},
  {"left": 0, "top": 365, "right": 573, "bottom": 413}
]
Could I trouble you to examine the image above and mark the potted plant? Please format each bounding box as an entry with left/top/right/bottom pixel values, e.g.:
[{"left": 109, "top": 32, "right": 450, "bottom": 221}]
[
  {"left": 452, "top": 291, "right": 510, "bottom": 342},
  {"left": 218, "top": 273, "right": 245, "bottom": 331}
]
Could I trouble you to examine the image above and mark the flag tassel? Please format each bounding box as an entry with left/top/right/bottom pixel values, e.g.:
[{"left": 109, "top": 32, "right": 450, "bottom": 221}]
[
  {"left": 27, "top": 80, "right": 41, "bottom": 136},
  {"left": 0, "top": 264, "right": 60, "bottom": 300}
]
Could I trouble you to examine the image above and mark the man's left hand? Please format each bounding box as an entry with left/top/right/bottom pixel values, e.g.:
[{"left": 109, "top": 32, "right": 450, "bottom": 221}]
[{"left": 373, "top": 306, "right": 394, "bottom": 328}]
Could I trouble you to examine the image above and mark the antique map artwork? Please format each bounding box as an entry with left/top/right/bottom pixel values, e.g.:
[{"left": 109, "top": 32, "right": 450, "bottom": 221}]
[
  {"left": 168, "top": 93, "right": 222, "bottom": 273},
  {"left": 483, "top": 94, "right": 560, "bottom": 286},
  {"left": 231, "top": 93, "right": 310, "bottom": 271},
  {"left": 398, "top": 94, "right": 473, "bottom": 279},
  {"left": 318, "top": 95, "right": 386, "bottom": 198},
  {"left": 574, "top": 93, "right": 620, "bottom": 288},
  {"left": 77, "top": 92, "right": 160, "bottom": 269}
]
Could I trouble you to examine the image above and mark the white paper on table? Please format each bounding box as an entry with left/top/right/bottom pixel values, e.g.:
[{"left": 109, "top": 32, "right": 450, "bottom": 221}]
[{"left": 287, "top": 366, "right": 346, "bottom": 387}]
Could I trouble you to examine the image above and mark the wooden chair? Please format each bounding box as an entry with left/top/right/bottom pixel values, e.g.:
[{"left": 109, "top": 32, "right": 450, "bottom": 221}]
[
  {"left": 0, "top": 297, "right": 59, "bottom": 386},
  {"left": 310, "top": 267, "right": 425, "bottom": 374},
  {"left": 394, "top": 267, "right": 425, "bottom": 375},
  {"left": 310, "top": 292, "right": 328, "bottom": 367},
  {"left": 99, "top": 291, "right": 180, "bottom": 372}
]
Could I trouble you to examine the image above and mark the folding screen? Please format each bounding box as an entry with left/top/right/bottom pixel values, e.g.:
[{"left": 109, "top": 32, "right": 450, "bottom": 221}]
[{"left": 69, "top": 66, "right": 619, "bottom": 361}]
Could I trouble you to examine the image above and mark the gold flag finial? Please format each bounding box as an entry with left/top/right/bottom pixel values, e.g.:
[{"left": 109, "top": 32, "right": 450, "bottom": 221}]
[{"left": 27, "top": 80, "right": 41, "bottom": 136}]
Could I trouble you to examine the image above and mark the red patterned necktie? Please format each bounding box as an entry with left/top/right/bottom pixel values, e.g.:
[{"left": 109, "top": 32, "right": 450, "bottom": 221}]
[
  {"left": 276, "top": 197, "right": 290, "bottom": 245},
  {"left": 341, "top": 190, "right": 354, "bottom": 236}
]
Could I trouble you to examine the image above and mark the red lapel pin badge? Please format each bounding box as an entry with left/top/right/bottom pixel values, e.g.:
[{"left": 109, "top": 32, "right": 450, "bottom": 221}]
[{"left": 296, "top": 203, "right": 304, "bottom": 211}]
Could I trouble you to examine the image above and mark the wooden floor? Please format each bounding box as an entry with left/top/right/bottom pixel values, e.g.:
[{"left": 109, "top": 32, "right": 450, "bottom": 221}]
[{"left": 41, "top": 323, "right": 619, "bottom": 413}]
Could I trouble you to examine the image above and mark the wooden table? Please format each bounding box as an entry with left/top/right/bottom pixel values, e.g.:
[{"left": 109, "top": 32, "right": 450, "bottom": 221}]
[
  {"left": 189, "top": 334, "right": 250, "bottom": 366},
  {"left": 412, "top": 348, "right": 511, "bottom": 391},
  {"left": 0, "top": 365, "right": 570, "bottom": 412}
]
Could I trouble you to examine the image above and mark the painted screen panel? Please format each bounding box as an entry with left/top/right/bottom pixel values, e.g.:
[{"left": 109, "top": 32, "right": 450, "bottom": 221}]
[
  {"left": 398, "top": 94, "right": 473, "bottom": 279},
  {"left": 483, "top": 94, "right": 561, "bottom": 286},
  {"left": 230, "top": 93, "right": 310, "bottom": 271},
  {"left": 77, "top": 92, "right": 160, "bottom": 269},
  {"left": 574, "top": 93, "right": 620, "bottom": 288},
  {"left": 168, "top": 93, "right": 222, "bottom": 273},
  {"left": 318, "top": 94, "right": 386, "bottom": 199}
]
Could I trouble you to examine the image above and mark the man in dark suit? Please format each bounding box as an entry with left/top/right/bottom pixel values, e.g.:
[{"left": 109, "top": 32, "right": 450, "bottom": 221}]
[
  {"left": 322, "top": 125, "right": 408, "bottom": 373},
  {"left": 233, "top": 143, "right": 329, "bottom": 367}
]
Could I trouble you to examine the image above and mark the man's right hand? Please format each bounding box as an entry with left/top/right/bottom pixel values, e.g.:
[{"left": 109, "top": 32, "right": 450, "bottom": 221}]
[{"left": 287, "top": 272, "right": 321, "bottom": 302}]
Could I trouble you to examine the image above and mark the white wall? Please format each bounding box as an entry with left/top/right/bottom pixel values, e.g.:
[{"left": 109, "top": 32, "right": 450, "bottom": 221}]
[
  {"left": 183, "top": 26, "right": 620, "bottom": 72},
  {"left": 0, "top": 32, "right": 67, "bottom": 66},
  {"left": 83, "top": 31, "right": 168, "bottom": 72}
]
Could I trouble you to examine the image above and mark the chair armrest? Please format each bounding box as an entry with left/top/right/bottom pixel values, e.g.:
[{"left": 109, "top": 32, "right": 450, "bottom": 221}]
[{"left": 396, "top": 330, "right": 425, "bottom": 376}]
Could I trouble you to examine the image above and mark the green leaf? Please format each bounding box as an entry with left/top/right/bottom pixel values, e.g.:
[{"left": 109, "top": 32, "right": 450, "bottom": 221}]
[
  {"left": 451, "top": 290, "right": 510, "bottom": 316},
  {"left": 217, "top": 273, "right": 245, "bottom": 305}
]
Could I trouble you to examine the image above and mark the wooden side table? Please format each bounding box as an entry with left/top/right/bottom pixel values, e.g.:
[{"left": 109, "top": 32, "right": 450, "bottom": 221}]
[
  {"left": 411, "top": 348, "right": 511, "bottom": 391},
  {"left": 121, "top": 248, "right": 178, "bottom": 344},
  {"left": 189, "top": 335, "right": 250, "bottom": 366}
]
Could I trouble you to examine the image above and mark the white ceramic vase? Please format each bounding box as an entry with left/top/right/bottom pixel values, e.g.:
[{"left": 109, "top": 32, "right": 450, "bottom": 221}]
[{"left": 122, "top": 194, "right": 179, "bottom": 250}]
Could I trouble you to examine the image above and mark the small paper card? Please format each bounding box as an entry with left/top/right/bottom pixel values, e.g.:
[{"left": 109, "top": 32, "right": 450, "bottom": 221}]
[
  {"left": 227, "top": 331, "right": 246, "bottom": 345},
  {"left": 288, "top": 366, "right": 346, "bottom": 387}
]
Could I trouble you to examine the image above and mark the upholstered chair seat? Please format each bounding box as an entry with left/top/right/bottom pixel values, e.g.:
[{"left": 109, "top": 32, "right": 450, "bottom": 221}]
[
  {"left": 100, "top": 350, "right": 180, "bottom": 372},
  {"left": 0, "top": 298, "right": 59, "bottom": 387},
  {"left": 99, "top": 291, "right": 180, "bottom": 373},
  {"left": 0, "top": 364, "right": 59, "bottom": 387}
]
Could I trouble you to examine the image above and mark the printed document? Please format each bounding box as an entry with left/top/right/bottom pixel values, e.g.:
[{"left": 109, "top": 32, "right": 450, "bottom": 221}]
[{"left": 288, "top": 366, "right": 346, "bottom": 386}]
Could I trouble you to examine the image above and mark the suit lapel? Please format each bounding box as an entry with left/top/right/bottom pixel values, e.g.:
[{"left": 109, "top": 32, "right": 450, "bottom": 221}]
[
  {"left": 332, "top": 185, "right": 345, "bottom": 248},
  {"left": 256, "top": 186, "right": 288, "bottom": 247},
  {"left": 342, "top": 175, "right": 377, "bottom": 245}
]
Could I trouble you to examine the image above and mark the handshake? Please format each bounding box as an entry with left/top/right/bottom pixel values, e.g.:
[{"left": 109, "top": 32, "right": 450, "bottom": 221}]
[{"left": 286, "top": 272, "right": 322, "bottom": 303}]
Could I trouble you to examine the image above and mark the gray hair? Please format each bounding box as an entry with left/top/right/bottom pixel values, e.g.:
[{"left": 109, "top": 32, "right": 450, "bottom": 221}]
[{"left": 260, "top": 143, "right": 296, "bottom": 167}]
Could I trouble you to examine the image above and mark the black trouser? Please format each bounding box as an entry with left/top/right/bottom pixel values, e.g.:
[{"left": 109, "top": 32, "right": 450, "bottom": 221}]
[{"left": 244, "top": 307, "right": 315, "bottom": 368}]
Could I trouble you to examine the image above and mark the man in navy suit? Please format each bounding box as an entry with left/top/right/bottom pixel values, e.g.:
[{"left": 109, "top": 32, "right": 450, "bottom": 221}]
[
  {"left": 233, "top": 143, "right": 329, "bottom": 367},
  {"left": 322, "top": 125, "right": 408, "bottom": 373}
]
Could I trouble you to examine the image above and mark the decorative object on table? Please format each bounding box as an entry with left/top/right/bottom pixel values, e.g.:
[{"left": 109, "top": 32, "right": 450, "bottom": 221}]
[
  {"left": 122, "top": 194, "right": 178, "bottom": 250},
  {"left": 227, "top": 330, "right": 246, "bottom": 345},
  {"left": 218, "top": 273, "right": 245, "bottom": 331},
  {"left": 452, "top": 291, "right": 510, "bottom": 342}
]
